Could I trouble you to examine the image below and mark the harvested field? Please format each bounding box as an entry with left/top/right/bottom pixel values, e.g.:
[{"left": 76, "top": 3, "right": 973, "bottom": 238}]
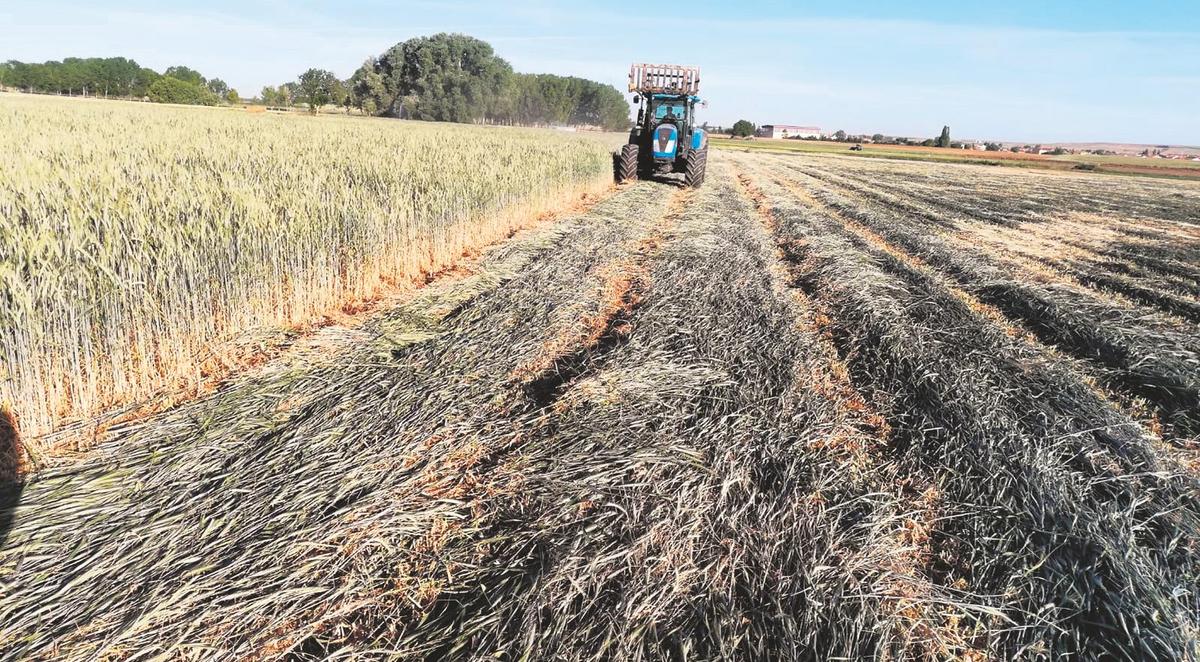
[{"left": 2, "top": 143, "right": 1199, "bottom": 660}]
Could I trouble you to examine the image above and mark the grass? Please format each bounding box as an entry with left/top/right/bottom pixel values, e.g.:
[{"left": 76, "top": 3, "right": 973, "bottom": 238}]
[
  {"left": 0, "top": 94, "right": 618, "bottom": 461},
  {"left": 712, "top": 136, "right": 1200, "bottom": 179},
  {"left": 1057, "top": 152, "right": 1200, "bottom": 170}
]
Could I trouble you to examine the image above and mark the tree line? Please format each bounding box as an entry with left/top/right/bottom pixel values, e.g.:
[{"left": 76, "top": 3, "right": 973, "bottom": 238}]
[
  {"left": 0, "top": 58, "right": 238, "bottom": 105},
  {"left": 2, "top": 35, "right": 629, "bottom": 130},
  {"left": 268, "top": 34, "right": 630, "bottom": 130}
]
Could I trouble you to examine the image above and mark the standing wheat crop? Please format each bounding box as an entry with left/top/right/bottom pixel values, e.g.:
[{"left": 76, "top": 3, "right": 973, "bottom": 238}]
[{"left": 0, "top": 94, "right": 616, "bottom": 462}]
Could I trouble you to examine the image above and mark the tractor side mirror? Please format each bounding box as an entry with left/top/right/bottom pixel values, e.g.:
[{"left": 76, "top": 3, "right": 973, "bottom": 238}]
[{"left": 632, "top": 95, "right": 639, "bottom": 104}]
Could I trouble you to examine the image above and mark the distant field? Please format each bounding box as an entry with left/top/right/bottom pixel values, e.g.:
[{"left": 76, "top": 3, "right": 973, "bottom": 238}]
[
  {"left": 1059, "top": 152, "right": 1200, "bottom": 170},
  {"left": 712, "top": 136, "right": 1200, "bottom": 179}
]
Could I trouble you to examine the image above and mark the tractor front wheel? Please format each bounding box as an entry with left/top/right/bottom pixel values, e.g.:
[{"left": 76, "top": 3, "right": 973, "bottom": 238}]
[
  {"left": 684, "top": 146, "right": 708, "bottom": 188},
  {"left": 615, "top": 144, "right": 639, "bottom": 183}
]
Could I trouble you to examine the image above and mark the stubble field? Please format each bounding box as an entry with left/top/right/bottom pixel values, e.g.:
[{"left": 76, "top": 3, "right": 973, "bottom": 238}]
[{"left": 1, "top": 98, "right": 1199, "bottom": 660}]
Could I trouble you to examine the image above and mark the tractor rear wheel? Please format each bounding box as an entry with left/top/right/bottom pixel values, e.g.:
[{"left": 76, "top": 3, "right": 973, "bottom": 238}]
[
  {"left": 684, "top": 145, "right": 708, "bottom": 188},
  {"left": 615, "top": 144, "right": 639, "bottom": 183}
]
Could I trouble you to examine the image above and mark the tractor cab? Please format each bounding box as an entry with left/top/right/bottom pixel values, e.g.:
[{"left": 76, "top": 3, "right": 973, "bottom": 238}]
[
  {"left": 650, "top": 97, "right": 687, "bottom": 125},
  {"left": 615, "top": 63, "right": 708, "bottom": 188}
]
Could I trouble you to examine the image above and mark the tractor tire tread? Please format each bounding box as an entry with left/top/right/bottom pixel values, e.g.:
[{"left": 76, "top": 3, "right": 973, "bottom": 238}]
[
  {"left": 616, "top": 144, "right": 639, "bottom": 183},
  {"left": 684, "top": 146, "right": 708, "bottom": 188}
]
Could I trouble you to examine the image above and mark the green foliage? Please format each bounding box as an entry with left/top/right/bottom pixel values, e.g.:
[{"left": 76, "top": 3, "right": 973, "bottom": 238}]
[
  {"left": 1050, "top": 147, "right": 1068, "bottom": 155},
  {"left": 937, "top": 125, "right": 951, "bottom": 148},
  {"left": 871, "top": 133, "right": 884, "bottom": 143},
  {"left": 261, "top": 85, "right": 295, "bottom": 107},
  {"left": 164, "top": 65, "right": 206, "bottom": 87},
  {"left": 148, "top": 77, "right": 218, "bottom": 106},
  {"left": 226, "top": 89, "right": 240, "bottom": 105},
  {"left": 921, "top": 138, "right": 937, "bottom": 147},
  {"left": 371, "top": 33, "right": 511, "bottom": 122},
  {"left": 349, "top": 34, "right": 629, "bottom": 130},
  {"left": 731, "top": 120, "right": 755, "bottom": 138},
  {"left": 985, "top": 142, "right": 1002, "bottom": 151},
  {"left": 498, "top": 73, "right": 628, "bottom": 129},
  {"left": 8, "top": 34, "right": 629, "bottom": 130},
  {"left": 834, "top": 129, "right": 847, "bottom": 141},
  {"left": 296, "top": 68, "right": 340, "bottom": 113},
  {"left": 1, "top": 57, "right": 163, "bottom": 97},
  {"left": 350, "top": 59, "right": 387, "bottom": 115},
  {"left": 1010, "top": 146, "right": 1021, "bottom": 153}
]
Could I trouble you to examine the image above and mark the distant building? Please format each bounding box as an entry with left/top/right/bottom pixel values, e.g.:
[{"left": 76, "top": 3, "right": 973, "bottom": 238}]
[{"left": 758, "top": 124, "right": 822, "bottom": 139}]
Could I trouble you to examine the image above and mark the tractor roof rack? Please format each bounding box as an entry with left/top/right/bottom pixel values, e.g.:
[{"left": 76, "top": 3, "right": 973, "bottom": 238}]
[{"left": 628, "top": 63, "right": 701, "bottom": 95}]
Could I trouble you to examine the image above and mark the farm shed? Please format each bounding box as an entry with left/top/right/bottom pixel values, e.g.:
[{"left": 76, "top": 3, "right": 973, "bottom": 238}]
[{"left": 758, "top": 124, "right": 821, "bottom": 139}]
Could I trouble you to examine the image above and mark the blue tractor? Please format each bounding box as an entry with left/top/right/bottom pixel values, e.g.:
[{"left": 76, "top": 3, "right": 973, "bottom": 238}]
[{"left": 616, "top": 63, "right": 708, "bottom": 188}]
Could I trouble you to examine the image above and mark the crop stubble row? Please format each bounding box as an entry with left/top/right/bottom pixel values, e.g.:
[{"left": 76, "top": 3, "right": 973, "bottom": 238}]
[{"left": 730, "top": 150, "right": 1200, "bottom": 659}]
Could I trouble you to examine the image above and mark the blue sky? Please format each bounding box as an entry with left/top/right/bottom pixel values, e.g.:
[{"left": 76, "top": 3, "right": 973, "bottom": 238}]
[{"left": 5, "top": 0, "right": 1199, "bottom": 144}]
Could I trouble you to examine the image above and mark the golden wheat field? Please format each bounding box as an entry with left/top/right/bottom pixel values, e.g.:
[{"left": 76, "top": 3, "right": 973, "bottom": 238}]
[{"left": 0, "top": 94, "right": 617, "bottom": 459}]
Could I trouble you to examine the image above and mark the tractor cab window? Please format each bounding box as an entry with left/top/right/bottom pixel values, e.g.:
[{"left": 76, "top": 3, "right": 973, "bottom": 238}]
[{"left": 654, "top": 104, "right": 685, "bottom": 121}]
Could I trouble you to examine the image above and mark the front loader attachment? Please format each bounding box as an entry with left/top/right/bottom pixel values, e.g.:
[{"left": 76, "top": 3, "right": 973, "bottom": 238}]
[{"left": 628, "top": 63, "right": 701, "bottom": 95}]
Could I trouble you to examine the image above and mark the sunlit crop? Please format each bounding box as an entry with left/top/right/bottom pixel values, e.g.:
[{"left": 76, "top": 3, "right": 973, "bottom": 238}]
[{"left": 0, "top": 94, "right": 615, "bottom": 457}]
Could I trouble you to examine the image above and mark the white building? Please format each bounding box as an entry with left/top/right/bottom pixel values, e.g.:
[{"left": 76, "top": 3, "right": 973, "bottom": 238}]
[{"left": 758, "top": 124, "right": 822, "bottom": 139}]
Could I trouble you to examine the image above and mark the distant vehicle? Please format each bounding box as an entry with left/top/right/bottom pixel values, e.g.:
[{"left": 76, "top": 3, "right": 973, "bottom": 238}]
[
  {"left": 615, "top": 63, "right": 708, "bottom": 188},
  {"left": 849, "top": 144, "right": 864, "bottom": 151}
]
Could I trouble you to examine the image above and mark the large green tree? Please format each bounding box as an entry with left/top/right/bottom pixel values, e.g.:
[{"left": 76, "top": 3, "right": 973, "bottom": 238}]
[
  {"left": 348, "top": 35, "right": 628, "bottom": 129},
  {"left": 937, "top": 125, "right": 951, "bottom": 148},
  {"left": 373, "top": 33, "right": 512, "bottom": 122},
  {"left": 206, "top": 78, "right": 229, "bottom": 96},
  {"left": 349, "top": 58, "right": 389, "bottom": 115},
  {"left": 731, "top": 120, "right": 756, "bottom": 137},
  {"left": 295, "top": 68, "right": 340, "bottom": 113},
  {"left": 147, "top": 76, "right": 218, "bottom": 105},
  {"left": 164, "top": 65, "right": 205, "bottom": 86}
]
